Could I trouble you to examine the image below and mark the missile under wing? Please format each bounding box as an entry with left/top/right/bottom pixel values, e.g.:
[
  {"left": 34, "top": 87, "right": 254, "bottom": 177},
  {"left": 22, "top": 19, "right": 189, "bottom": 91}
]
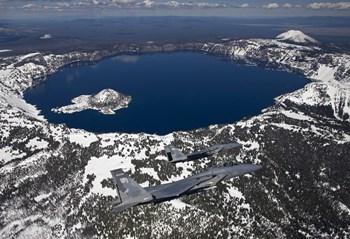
[
  {"left": 164, "top": 143, "right": 242, "bottom": 163},
  {"left": 110, "top": 162, "right": 262, "bottom": 213}
]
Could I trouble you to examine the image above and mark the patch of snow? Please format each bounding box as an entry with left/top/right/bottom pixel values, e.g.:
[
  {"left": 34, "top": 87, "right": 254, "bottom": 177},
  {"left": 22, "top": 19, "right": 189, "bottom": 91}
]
[
  {"left": 52, "top": 95, "right": 90, "bottom": 114},
  {"left": 83, "top": 154, "right": 134, "bottom": 196},
  {"left": 17, "top": 52, "right": 41, "bottom": 62},
  {"left": 337, "top": 201, "right": 350, "bottom": 215},
  {"left": 0, "top": 69, "right": 11, "bottom": 77},
  {"left": 240, "top": 203, "right": 251, "bottom": 210},
  {"left": 0, "top": 146, "right": 26, "bottom": 164},
  {"left": 167, "top": 162, "right": 194, "bottom": 182},
  {"left": 16, "top": 224, "right": 53, "bottom": 239},
  {"left": 1, "top": 93, "right": 46, "bottom": 121},
  {"left": 227, "top": 185, "right": 244, "bottom": 199},
  {"left": 40, "top": 34, "right": 52, "bottom": 40},
  {"left": 280, "top": 110, "right": 315, "bottom": 121},
  {"left": 26, "top": 137, "right": 49, "bottom": 150},
  {"left": 34, "top": 192, "right": 52, "bottom": 202},
  {"left": 278, "top": 83, "right": 330, "bottom": 107},
  {"left": 312, "top": 65, "right": 337, "bottom": 82},
  {"left": 98, "top": 134, "right": 118, "bottom": 147},
  {"left": 68, "top": 130, "right": 98, "bottom": 147},
  {"left": 139, "top": 167, "right": 159, "bottom": 180},
  {"left": 71, "top": 222, "right": 82, "bottom": 233},
  {"left": 339, "top": 133, "right": 350, "bottom": 143},
  {"left": 271, "top": 122, "right": 298, "bottom": 131},
  {"left": 240, "top": 140, "right": 260, "bottom": 151},
  {"left": 166, "top": 199, "right": 192, "bottom": 210},
  {"left": 0, "top": 215, "right": 43, "bottom": 238}
]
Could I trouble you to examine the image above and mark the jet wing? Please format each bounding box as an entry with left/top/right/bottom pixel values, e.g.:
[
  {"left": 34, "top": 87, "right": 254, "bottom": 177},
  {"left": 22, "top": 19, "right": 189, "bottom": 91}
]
[
  {"left": 190, "top": 174, "right": 226, "bottom": 191},
  {"left": 151, "top": 175, "right": 214, "bottom": 199},
  {"left": 111, "top": 201, "right": 140, "bottom": 213}
]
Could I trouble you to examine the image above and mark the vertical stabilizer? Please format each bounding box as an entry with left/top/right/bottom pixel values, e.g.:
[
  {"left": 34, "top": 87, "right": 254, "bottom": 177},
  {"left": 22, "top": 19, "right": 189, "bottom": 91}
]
[
  {"left": 110, "top": 169, "right": 153, "bottom": 204},
  {"left": 164, "top": 145, "right": 188, "bottom": 162}
]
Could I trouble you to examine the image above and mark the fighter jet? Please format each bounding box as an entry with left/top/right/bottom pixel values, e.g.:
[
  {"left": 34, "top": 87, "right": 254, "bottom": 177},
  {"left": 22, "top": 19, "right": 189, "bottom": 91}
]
[
  {"left": 164, "top": 143, "right": 242, "bottom": 163},
  {"left": 110, "top": 162, "right": 262, "bottom": 213}
]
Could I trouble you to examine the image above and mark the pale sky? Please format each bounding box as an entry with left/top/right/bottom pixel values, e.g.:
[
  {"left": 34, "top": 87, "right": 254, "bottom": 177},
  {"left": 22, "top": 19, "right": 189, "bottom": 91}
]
[{"left": 0, "top": 0, "right": 350, "bottom": 19}]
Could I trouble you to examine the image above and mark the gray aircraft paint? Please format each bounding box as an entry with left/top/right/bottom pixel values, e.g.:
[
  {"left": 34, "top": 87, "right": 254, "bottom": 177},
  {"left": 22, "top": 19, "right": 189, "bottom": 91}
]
[
  {"left": 110, "top": 169, "right": 153, "bottom": 208},
  {"left": 110, "top": 162, "right": 262, "bottom": 213},
  {"left": 164, "top": 143, "right": 242, "bottom": 163}
]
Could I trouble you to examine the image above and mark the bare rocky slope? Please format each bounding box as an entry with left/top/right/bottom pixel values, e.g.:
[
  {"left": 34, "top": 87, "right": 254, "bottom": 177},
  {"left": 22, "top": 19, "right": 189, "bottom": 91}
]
[{"left": 0, "top": 31, "right": 349, "bottom": 238}]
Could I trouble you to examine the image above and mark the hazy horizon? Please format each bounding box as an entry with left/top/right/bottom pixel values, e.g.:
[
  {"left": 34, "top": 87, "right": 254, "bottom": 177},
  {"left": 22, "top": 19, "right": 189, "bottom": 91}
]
[{"left": 0, "top": 0, "right": 350, "bottom": 20}]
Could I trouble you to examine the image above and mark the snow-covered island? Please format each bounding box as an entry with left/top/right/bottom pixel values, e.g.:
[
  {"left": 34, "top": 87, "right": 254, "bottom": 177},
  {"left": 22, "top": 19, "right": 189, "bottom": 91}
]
[{"left": 52, "top": 89, "right": 132, "bottom": 115}]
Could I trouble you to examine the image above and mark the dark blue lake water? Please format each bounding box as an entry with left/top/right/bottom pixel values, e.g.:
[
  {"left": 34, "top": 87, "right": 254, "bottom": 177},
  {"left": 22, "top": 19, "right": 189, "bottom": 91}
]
[{"left": 25, "top": 52, "right": 309, "bottom": 135}]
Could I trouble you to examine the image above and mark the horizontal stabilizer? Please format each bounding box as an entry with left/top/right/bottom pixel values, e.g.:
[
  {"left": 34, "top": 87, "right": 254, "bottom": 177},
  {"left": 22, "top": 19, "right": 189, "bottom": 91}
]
[
  {"left": 164, "top": 145, "right": 187, "bottom": 162},
  {"left": 111, "top": 202, "right": 140, "bottom": 213}
]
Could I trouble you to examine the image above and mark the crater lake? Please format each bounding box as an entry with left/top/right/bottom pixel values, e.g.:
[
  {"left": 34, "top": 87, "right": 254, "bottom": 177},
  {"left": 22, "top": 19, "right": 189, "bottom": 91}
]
[{"left": 24, "top": 52, "right": 309, "bottom": 135}]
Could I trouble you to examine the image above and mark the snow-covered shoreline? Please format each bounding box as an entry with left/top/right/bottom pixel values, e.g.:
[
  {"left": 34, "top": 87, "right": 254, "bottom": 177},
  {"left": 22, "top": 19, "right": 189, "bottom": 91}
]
[
  {"left": 1, "top": 30, "right": 349, "bottom": 123},
  {"left": 1, "top": 30, "right": 350, "bottom": 238}
]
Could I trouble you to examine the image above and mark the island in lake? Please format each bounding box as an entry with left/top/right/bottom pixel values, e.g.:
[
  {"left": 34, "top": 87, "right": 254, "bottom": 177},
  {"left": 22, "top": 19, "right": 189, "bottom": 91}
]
[{"left": 52, "top": 89, "right": 132, "bottom": 115}]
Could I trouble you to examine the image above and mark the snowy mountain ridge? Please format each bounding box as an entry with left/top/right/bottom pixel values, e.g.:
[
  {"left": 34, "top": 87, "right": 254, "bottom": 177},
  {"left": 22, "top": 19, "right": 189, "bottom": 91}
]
[
  {"left": 1, "top": 33, "right": 350, "bottom": 238},
  {"left": 1, "top": 35, "right": 349, "bottom": 122}
]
